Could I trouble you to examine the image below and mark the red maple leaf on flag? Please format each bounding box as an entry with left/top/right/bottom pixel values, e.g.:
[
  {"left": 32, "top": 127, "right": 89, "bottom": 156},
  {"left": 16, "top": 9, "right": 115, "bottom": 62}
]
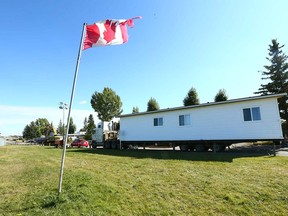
[
  {"left": 83, "top": 17, "right": 141, "bottom": 49},
  {"left": 103, "top": 20, "right": 117, "bottom": 44}
]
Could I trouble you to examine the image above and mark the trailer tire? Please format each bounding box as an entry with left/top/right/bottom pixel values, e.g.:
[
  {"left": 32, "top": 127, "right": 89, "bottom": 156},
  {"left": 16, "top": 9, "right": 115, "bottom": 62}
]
[
  {"left": 213, "top": 144, "right": 226, "bottom": 152},
  {"left": 180, "top": 144, "right": 189, "bottom": 151},
  {"left": 189, "top": 146, "right": 195, "bottom": 151},
  {"left": 195, "top": 144, "right": 208, "bottom": 152},
  {"left": 104, "top": 141, "right": 111, "bottom": 149},
  {"left": 122, "top": 144, "right": 128, "bottom": 149},
  {"left": 111, "top": 141, "right": 117, "bottom": 149},
  {"left": 92, "top": 141, "right": 97, "bottom": 149},
  {"left": 128, "top": 145, "right": 138, "bottom": 150}
]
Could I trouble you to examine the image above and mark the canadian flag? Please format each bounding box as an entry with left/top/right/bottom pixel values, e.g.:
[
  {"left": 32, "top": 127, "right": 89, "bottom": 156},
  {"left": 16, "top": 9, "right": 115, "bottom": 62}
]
[{"left": 83, "top": 17, "right": 141, "bottom": 50}]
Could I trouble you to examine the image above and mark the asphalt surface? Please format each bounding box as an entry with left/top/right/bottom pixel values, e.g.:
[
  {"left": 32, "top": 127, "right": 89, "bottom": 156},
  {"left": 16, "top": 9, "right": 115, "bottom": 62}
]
[{"left": 276, "top": 147, "right": 288, "bottom": 156}]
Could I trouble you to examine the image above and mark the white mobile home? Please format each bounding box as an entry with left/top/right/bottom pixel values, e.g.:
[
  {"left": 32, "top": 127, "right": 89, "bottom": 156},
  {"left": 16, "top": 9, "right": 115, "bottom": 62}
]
[{"left": 119, "top": 93, "right": 285, "bottom": 151}]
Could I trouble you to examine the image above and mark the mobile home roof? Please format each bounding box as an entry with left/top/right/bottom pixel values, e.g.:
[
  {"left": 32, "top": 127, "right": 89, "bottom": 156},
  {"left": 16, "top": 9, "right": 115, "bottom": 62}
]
[{"left": 119, "top": 93, "right": 287, "bottom": 118}]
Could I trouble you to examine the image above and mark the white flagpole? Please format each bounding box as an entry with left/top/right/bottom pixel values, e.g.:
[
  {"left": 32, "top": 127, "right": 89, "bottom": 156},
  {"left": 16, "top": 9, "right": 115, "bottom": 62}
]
[{"left": 58, "top": 23, "right": 87, "bottom": 195}]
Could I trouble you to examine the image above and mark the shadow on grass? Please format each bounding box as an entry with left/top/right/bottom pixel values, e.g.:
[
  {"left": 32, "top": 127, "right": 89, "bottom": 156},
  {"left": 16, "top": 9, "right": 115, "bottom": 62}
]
[
  {"left": 41, "top": 197, "right": 57, "bottom": 209},
  {"left": 41, "top": 193, "right": 67, "bottom": 209},
  {"left": 66, "top": 145, "right": 277, "bottom": 162}
]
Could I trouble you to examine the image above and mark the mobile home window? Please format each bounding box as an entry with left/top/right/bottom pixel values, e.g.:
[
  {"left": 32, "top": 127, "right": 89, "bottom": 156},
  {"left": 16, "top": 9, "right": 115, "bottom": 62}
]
[
  {"left": 179, "top": 114, "right": 190, "bottom": 126},
  {"left": 154, "top": 117, "right": 163, "bottom": 126},
  {"left": 243, "top": 107, "right": 261, "bottom": 121}
]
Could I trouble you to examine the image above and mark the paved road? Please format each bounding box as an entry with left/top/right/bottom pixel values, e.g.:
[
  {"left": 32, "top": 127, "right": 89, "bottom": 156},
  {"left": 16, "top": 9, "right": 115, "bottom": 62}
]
[{"left": 277, "top": 147, "right": 288, "bottom": 156}]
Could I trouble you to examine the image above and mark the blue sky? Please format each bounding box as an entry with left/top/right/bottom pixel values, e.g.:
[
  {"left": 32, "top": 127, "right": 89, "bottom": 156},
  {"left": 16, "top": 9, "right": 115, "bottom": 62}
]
[{"left": 1, "top": 0, "right": 288, "bottom": 136}]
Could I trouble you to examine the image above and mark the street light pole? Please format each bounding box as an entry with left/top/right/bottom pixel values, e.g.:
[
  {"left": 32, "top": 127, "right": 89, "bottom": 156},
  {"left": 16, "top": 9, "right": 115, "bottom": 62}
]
[{"left": 59, "top": 102, "right": 68, "bottom": 143}]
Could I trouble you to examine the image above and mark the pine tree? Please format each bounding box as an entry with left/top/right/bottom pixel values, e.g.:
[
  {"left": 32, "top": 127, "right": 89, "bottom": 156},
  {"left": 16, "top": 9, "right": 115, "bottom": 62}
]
[
  {"left": 147, "top": 98, "right": 160, "bottom": 111},
  {"left": 214, "top": 89, "right": 228, "bottom": 102},
  {"left": 255, "top": 39, "right": 288, "bottom": 137},
  {"left": 57, "top": 119, "right": 64, "bottom": 135},
  {"left": 84, "top": 114, "right": 96, "bottom": 140},
  {"left": 22, "top": 119, "right": 47, "bottom": 139},
  {"left": 68, "top": 117, "right": 76, "bottom": 134},
  {"left": 183, "top": 87, "right": 200, "bottom": 106},
  {"left": 85, "top": 114, "right": 96, "bottom": 140},
  {"left": 132, "top": 106, "right": 139, "bottom": 113},
  {"left": 81, "top": 117, "right": 88, "bottom": 132}
]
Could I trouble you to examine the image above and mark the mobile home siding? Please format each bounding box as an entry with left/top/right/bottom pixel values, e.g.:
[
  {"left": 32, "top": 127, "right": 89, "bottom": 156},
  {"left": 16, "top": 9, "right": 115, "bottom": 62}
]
[{"left": 120, "top": 96, "right": 283, "bottom": 142}]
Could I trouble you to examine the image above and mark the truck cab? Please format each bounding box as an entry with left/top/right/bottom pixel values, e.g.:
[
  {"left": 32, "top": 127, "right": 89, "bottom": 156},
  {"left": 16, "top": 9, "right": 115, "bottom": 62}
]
[{"left": 91, "top": 121, "right": 119, "bottom": 149}]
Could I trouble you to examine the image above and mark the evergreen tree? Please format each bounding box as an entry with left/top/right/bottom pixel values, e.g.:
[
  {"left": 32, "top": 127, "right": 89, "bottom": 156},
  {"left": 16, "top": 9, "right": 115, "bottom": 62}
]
[
  {"left": 255, "top": 39, "right": 288, "bottom": 136},
  {"left": 30, "top": 121, "right": 40, "bottom": 138},
  {"left": 57, "top": 119, "right": 64, "bottom": 135},
  {"left": 84, "top": 114, "right": 96, "bottom": 140},
  {"left": 22, "top": 118, "right": 53, "bottom": 139},
  {"left": 91, "top": 87, "right": 123, "bottom": 122},
  {"left": 68, "top": 117, "right": 76, "bottom": 134},
  {"left": 23, "top": 124, "right": 32, "bottom": 139},
  {"left": 147, "top": 98, "right": 160, "bottom": 111},
  {"left": 81, "top": 117, "right": 88, "bottom": 132},
  {"left": 22, "top": 121, "right": 42, "bottom": 139},
  {"left": 183, "top": 87, "right": 200, "bottom": 106},
  {"left": 132, "top": 106, "right": 139, "bottom": 113},
  {"left": 214, "top": 89, "right": 228, "bottom": 102}
]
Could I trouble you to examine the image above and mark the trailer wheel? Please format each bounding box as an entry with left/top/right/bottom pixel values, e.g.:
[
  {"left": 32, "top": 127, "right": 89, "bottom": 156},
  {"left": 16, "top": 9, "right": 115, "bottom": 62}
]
[
  {"left": 111, "top": 141, "right": 117, "bottom": 149},
  {"left": 128, "top": 145, "right": 138, "bottom": 150},
  {"left": 122, "top": 144, "right": 128, "bottom": 149},
  {"left": 180, "top": 144, "right": 189, "bottom": 151},
  {"left": 104, "top": 141, "right": 111, "bottom": 149},
  {"left": 92, "top": 141, "right": 97, "bottom": 149},
  {"left": 213, "top": 144, "right": 226, "bottom": 152},
  {"left": 195, "top": 144, "right": 208, "bottom": 152},
  {"left": 189, "top": 146, "right": 195, "bottom": 152}
]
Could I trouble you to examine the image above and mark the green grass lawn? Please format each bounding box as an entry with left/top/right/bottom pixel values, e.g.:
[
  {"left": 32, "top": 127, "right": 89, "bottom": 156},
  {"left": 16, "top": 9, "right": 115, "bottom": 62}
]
[{"left": 0, "top": 145, "right": 288, "bottom": 215}]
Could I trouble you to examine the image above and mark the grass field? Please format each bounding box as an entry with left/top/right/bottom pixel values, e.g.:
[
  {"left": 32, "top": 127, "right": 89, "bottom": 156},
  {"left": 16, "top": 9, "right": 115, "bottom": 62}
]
[{"left": 0, "top": 145, "right": 288, "bottom": 215}]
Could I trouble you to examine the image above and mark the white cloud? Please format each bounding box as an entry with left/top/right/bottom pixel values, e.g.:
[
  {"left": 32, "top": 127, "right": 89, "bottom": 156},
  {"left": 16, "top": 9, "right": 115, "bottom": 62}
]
[
  {"left": 0, "top": 105, "right": 99, "bottom": 136},
  {"left": 79, "top": 100, "right": 87, "bottom": 105}
]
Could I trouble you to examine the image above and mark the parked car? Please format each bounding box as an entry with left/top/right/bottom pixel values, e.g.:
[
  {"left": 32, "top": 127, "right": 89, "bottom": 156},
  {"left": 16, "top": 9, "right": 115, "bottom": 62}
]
[
  {"left": 35, "top": 137, "right": 46, "bottom": 144},
  {"left": 70, "top": 138, "right": 89, "bottom": 148}
]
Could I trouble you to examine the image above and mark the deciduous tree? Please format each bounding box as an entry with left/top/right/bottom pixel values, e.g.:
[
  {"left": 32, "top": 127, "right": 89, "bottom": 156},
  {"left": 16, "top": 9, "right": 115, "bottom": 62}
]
[
  {"left": 91, "top": 87, "right": 123, "bottom": 122},
  {"left": 22, "top": 118, "right": 51, "bottom": 139}
]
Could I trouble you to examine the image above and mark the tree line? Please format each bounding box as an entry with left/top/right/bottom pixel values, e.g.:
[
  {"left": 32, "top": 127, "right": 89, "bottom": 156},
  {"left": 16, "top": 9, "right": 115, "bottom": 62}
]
[
  {"left": 22, "top": 115, "right": 96, "bottom": 140},
  {"left": 90, "top": 87, "right": 228, "bottom": 119},
  {"left": 145, "top": 88, "right": 228, "bottom": 112}
]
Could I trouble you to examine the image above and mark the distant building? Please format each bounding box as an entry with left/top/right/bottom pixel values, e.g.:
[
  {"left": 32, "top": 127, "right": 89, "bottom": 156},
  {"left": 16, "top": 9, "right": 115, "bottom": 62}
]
[{"left": 0, "top": 137, "right": 6, "bottom": 146}]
